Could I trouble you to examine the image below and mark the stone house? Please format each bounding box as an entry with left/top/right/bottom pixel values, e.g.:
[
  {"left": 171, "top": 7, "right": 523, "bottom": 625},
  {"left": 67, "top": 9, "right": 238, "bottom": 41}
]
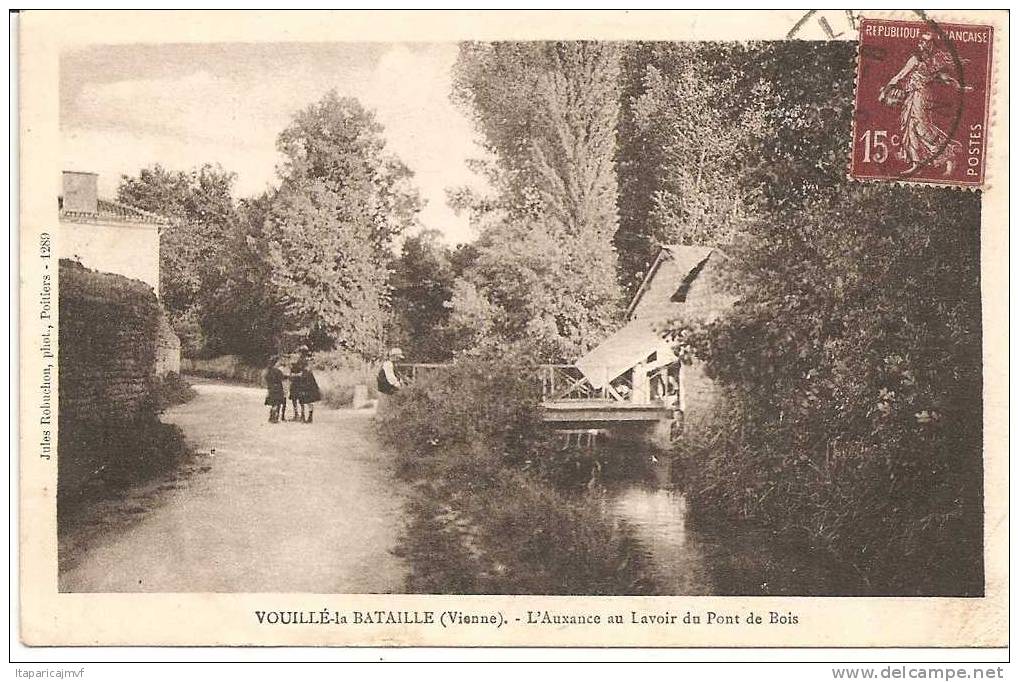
[
  {"left": 58, "top": 170, "right": 180, "bottom": 375},
  {"left": 59, "top": 171, "right": 163, "bottom": 294}
]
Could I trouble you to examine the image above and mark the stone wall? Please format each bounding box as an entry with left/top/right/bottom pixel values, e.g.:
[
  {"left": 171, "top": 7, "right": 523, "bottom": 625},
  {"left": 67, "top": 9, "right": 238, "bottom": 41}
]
[
  {"left": 58, "top": 260, "right": 195, "bottom": 508},
  {"left": 155, "top": 312, "right": 181, "bottom": 376},
  {"left": 181, "top": 354, "right": 265, "bottom": 384},
  {"left": 58, "top": 259, "right": 161, "bottom": 423},
  {"left": 679, "top": 360, "right": 725, "bottom": 439},
  {"left": 676, "top": 258, "right": 735, "bottom": 440},
  {"left": 58, "top": 259, "right": 168, "bottom": 501}
]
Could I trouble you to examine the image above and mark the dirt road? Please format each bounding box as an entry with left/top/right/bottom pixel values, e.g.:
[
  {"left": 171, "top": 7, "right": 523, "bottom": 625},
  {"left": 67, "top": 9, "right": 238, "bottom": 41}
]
[{"left": 59, "top": 380, "right": 408, "bottom": 593}]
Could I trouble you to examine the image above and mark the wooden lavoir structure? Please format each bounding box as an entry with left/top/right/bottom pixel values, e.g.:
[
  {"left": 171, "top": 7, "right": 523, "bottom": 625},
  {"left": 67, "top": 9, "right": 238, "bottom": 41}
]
[
  {"left": 397, "top": 245, "right": 731, "bottom": 448},
  {"left": 396, "top": 362, "right": 676, "bottom": 447},
  {"left": 539, "top": 244, "right": 730, "bottom": 445},
  {"left": 399, "top": 362, "right": 675, "bottom": 423}
]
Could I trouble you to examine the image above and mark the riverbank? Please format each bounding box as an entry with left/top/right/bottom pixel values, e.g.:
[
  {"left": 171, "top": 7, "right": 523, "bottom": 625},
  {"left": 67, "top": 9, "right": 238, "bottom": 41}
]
[
  {"left": 376, "top": 350, "right": 882, "bottom": 596},
  {"left": 394, "top": 465, "right": 657, "bottom": 595},
  {"left": 377, "top": 353, "right": 660, "bottom": 595},
  {"left": 604, "top": 459, "right": 871, "bottom": 596}
]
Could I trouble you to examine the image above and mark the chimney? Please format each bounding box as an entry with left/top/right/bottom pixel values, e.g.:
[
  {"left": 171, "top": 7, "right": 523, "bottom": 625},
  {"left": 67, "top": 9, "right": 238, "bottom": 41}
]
[{"left": 62, "top": 171, "right": 99, "bottom": 214}]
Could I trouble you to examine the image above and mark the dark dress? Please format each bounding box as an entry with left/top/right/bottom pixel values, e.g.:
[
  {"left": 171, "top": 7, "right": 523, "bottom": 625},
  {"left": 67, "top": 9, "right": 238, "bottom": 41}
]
[
  {"left": 299, "top": 368, "right": 321, "bottom": 403},
  {"left": 289, "top": 361, "right": 305, "bottom": 401},
  {"left": 264, "top": 366, "right": 286, "bottom": 406}
]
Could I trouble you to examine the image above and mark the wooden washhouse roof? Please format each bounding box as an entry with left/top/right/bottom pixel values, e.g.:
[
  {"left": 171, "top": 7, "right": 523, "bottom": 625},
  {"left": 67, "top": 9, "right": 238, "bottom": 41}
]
[{"left": 624, "top": 245, "right": 716, "bottom": 321}]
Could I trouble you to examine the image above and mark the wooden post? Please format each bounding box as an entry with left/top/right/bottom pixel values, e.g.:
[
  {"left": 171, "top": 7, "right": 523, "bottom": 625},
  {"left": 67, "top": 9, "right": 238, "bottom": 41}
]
[
  {"left": 597, "top": 366, "right": 608, "bottom": 399},
  {"left": 678, "top": 364, "right": 686, "bottom": 413},
  {"left": 633, "top": 361, "right": 649, "bottom": 404}
]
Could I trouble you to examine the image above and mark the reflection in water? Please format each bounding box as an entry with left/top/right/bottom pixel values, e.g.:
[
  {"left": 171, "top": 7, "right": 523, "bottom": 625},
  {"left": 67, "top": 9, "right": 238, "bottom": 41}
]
[
  {"left": 608, "top": 484, "right": 716, "bottom": 595},
  {"left": 601, "top": 453, "right": 855, "bottom": 596}
]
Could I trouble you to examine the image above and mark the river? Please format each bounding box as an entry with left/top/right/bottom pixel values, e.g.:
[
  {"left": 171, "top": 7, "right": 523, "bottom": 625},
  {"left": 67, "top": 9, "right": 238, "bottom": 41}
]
[{"left": 600, "top": 454, "right": 861, "bottom": 596}]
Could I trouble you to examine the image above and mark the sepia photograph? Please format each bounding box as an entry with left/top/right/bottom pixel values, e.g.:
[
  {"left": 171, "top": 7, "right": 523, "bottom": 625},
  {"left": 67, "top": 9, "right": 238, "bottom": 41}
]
[
  {"left": 16, "top": 10, "right": 1008, "bottom": 651},
  {"left": 53, "top": 31, "right": 988, "bottom": 598}
]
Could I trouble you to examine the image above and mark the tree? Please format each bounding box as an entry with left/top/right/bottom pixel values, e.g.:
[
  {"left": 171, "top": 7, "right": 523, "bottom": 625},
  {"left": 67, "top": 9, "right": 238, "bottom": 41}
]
[
  {"left": 615, "top": 42, "right": 664, "bottom": 297},
  {"left": 388, "top": 229, "right": 460, "bottom": 361},
  {"left": 449, "top": 41, "right": 624, "bottom": 359},
  {"left": 263, "top": 91, "right": 421, "bottom": 356},
  {"left": 615, "top": 43, "right": 771, "bottom": 294},
  {"left": 117, "top": 163, "right": 239, "bottom": 355},
  {"left": 200, "top": 192, "right": 286, "bottom": 360}
]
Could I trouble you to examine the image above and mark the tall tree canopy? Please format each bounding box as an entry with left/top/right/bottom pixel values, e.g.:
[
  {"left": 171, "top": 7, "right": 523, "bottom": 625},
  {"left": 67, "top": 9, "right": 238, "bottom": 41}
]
[
  {"left": 449, "top": 41, "right": 624, "bottom": 359},
  {"left": 264, "top": 91, "right": 421, "bottom": 356},
  {"left": 387, "top": 229, "right": 474, "bottom": 362},
  {"left": 615, "top": 43, "right": 772, "bottom": 295},
  {"left": 117, "top": 163, "right": 239, "bottom": 354},
  {"left": 200, "top": 191, "right": 285, "bottom": 360}
]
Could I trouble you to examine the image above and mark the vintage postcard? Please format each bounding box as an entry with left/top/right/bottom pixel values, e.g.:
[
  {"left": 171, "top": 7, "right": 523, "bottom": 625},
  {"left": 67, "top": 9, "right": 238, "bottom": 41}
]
[{"left": 17, "top": 10, "right": 1008, "bottom": 648}]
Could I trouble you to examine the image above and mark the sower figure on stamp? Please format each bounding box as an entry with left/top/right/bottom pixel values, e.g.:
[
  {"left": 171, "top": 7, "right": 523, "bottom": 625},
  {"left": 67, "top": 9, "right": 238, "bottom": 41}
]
[
  {"left": 264, "top": 355, "right": 288, "bottom": 424},
  {"left": 879, "top": 32, "right": 973, "bottom": 175}
]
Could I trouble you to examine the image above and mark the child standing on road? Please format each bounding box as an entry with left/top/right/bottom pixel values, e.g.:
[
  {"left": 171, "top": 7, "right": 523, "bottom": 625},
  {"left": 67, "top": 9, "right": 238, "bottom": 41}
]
[
  {"left": 289, "top": 349, "right": 307, "bottom": 422},
  {"left": 297, "top": 363, "right": 321, "bottom": 423},
  {"left": 264, "top": 355, "right": 287, "bottom": 423}
]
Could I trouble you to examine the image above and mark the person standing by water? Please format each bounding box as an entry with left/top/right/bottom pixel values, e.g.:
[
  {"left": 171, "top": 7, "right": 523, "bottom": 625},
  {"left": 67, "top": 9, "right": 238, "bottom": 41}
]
[{"left": 264, "top": 355, "right": 287, "bottom": 423}]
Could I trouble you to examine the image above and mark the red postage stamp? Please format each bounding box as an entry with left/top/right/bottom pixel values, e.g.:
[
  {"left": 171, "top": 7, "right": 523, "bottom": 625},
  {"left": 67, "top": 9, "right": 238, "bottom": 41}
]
[{"left": 851, "top": 18, "right": 993, "bottom": 187}]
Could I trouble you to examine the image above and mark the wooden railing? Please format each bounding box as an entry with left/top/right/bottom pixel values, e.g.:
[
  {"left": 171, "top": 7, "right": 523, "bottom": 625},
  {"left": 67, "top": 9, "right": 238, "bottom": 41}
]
[
  {"left": 394, "top": 362, "right": 677, "bottom": 406},
  {"left": 394, "top": 363, "right": 449, "bottom": 385},
  {"left": 536, "top": 364, "right": 624, "bottom": 402},
  {"left": 395, "top": 363, "right": 625, "bottom": 402}
]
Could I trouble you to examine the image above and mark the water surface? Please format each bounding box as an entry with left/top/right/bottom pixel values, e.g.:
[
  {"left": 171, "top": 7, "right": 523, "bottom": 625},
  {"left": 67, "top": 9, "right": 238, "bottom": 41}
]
[{"left": 602, "top": 454, "right": 859, "bottom": 596}]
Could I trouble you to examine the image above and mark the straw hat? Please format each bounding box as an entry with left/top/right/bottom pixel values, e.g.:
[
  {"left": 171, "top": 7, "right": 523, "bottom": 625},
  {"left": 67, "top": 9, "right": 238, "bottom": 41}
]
[{"left": 389, "top": 347, "right": 405, "bottom": 360}]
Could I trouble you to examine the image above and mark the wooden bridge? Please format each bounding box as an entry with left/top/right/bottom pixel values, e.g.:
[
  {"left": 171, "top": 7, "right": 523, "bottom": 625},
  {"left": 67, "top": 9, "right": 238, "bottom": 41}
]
[
  {"left": 536, "top": 364, "right": 677, "bottom": 425},
  {"left": 396, "top": 363, "right": 680, "bottom": 428}
]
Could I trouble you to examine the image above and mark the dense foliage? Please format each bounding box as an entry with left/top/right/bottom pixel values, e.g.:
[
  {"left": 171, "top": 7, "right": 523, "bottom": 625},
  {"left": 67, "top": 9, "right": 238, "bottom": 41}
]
[
  {"left": 378, "top": 351, "right": 656, "bottom": 594},
  {"left": 448, "top": 42, "right": 624, "bottom": 359},
  {"left": 387, "top": 231, "right": 479, "bottom": 361},
  {"left": 119, "top": 93, "right": 423, "bottom": 361},
  {"left": 645, "top": 42, "right": 983, "bottom": 594},
  {"left": 616, "top": 44, "right": 770, "bottom": 294},
  {"left": 117, "top": 163, "right": 239, "bottom": 355},
  {"left": 264, "top": 92, "right": 422, "bottom": 356}
]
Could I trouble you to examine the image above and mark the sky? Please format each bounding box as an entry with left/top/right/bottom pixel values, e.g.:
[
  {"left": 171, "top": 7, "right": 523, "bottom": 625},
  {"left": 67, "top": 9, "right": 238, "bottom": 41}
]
[{"left": 60, "top": 42, "right": 484, "bottom": 244}]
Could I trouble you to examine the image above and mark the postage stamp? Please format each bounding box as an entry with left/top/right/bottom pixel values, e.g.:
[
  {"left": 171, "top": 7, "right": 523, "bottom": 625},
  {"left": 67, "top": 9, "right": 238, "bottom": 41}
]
[{"left": 851, "top": 18, "right": 993, "bottom": 187}]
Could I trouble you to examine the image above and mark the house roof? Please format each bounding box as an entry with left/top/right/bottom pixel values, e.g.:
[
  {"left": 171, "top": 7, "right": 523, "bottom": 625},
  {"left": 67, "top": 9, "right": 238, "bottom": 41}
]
[
  {"left": 58, "top": 197, "right": 169, "bottom": 226},
  {"left": 624, "top": 244, "right": 715, "bottom": 320}
]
